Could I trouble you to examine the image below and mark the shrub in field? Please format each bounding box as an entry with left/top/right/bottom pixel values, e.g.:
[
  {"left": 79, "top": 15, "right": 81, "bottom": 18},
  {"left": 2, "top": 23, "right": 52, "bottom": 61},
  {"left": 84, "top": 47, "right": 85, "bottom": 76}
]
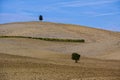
[
  {"left": 72, "top": 53, "right": 80, "bottom": 63},
  {"left": 0, "top": 36, "right": 85, "bottom": 43}
]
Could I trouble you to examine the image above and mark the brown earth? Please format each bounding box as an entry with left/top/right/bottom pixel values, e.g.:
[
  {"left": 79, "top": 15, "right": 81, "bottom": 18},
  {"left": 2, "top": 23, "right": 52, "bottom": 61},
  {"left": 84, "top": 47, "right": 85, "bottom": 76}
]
[
  {"left": 0, "top": 52, "right": 120, "bottom": 80},
  {"left": 0, "top": 22, "right": 120, "bottom": 80}
]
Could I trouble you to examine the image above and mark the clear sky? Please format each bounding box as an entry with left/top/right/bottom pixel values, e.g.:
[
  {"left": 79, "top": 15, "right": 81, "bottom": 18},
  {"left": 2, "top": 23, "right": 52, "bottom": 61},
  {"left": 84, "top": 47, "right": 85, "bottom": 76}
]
[{"left": 0, "top": 0, "right": 120, "bottom": 31}]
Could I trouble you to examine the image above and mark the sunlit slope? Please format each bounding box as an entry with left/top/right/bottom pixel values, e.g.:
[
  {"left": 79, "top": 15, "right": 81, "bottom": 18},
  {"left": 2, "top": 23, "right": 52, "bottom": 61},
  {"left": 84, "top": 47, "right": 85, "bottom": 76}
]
[
  {"left": 0, "top": 22, "right": 120, "bottom": 60},
  {"left": 0, "top": 52, "right": 120, "bottom": 80},
  {"left": 0, "top": 22, "right": 119, "bottom": 42}
]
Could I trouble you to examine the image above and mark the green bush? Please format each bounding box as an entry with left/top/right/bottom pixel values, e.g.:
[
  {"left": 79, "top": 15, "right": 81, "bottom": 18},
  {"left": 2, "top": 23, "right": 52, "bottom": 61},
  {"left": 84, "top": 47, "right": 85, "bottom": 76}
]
[
  {"left": 0, "top": 36, "right": 85, "bottom": 43},
  {"left": 72, "top": 53, "right": 80, "bottom": 63}
]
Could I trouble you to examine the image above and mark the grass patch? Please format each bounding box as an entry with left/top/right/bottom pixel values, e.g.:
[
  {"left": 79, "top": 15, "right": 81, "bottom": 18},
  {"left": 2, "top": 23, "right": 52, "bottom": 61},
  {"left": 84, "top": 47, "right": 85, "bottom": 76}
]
[{"left": 0, "top": 36, "right": 85, "bottom": 43}]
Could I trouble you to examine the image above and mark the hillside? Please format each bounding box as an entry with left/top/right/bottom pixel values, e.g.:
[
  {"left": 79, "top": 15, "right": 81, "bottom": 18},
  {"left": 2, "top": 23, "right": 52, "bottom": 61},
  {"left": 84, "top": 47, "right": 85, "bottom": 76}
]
[
  {"left": 0, "top": 22, "right": 120, "bottom": 80},
  {"left": 0, "top": 22, "right": 119, "bottom": 42},
  {"left": 0, "top": 22, "right": 120, "bottom": 60},
  {"left": 0, "top": 52, "right": 120, "bottom": 80}
]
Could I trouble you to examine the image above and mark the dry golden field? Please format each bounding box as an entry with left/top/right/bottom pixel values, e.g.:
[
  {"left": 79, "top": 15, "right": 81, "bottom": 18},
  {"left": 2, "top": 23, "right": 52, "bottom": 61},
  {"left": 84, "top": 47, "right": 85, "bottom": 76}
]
[
  {"left": 0, "top": 52, "right": 120, "bottom": 80},
  {"left": 0, "top": 22, "right": 120, "bottom": 80}
]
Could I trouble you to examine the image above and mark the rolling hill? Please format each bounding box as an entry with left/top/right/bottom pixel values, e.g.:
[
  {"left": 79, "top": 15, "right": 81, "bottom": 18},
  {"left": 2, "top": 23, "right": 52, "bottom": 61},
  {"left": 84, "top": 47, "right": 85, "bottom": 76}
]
[
  {"left": 0, "top": 22, "right": 120, "bottom": 80},
  {"left": 0, "top": 21, "right": 120, "bottom": 60}
]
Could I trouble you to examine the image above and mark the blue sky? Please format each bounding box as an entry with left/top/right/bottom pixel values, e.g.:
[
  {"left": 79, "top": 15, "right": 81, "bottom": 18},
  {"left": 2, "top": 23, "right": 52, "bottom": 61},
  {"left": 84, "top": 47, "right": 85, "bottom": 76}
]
[{"left": 0, "top": 0, "right": 120, "bottom": 31}]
